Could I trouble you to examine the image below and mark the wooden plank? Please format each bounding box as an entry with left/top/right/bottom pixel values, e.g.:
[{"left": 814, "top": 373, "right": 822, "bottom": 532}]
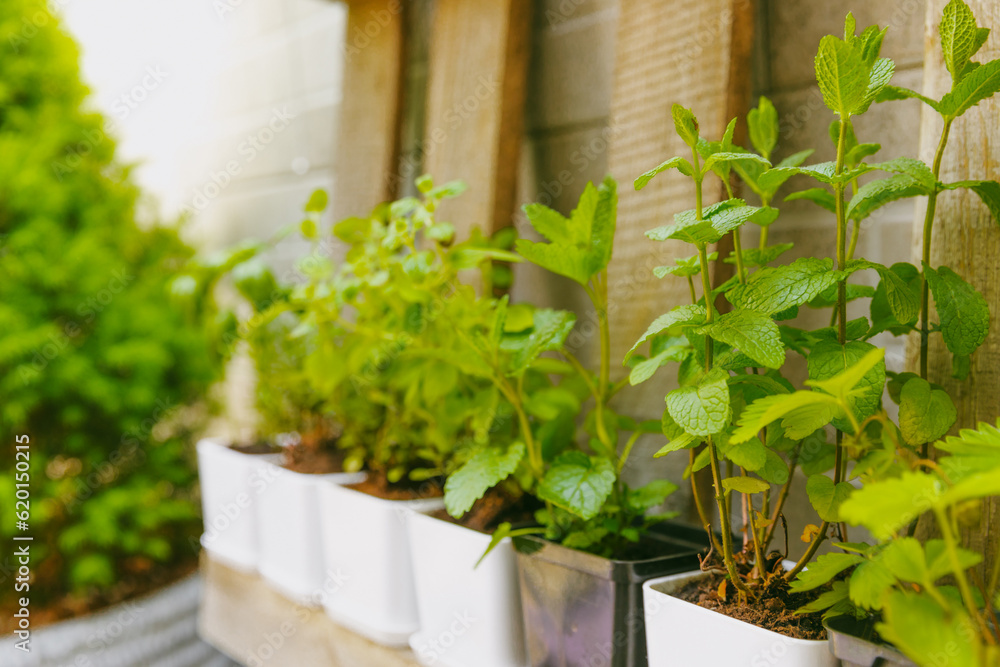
[
  {"left": 422, "top": 0, "right": 532, "bottom": 237},
  {"left": 198, "top": 555, "right": 419, "bottom": 667},
  {"left": 331, "top": 0, "right": 406, "bottom": 220},
  {"left": 911, "top": 0, "right": 1000, "bottom": 581},
  {"left": 604, "top": 0, "right": 756, "bottom": 525}
]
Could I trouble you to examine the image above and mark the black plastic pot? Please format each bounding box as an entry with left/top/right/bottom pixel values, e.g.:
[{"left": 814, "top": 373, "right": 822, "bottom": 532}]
[
  {"left": 824, "top": 616, "right": 917, "bottom": 667},
  {"left": 512, "top": 522, "right": 709, "bottom": 667}
]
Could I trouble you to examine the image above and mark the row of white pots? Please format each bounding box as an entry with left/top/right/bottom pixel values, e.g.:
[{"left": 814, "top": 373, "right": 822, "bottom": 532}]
[{"left": 197, "top": 439, "right": 838, "bottom": 666}]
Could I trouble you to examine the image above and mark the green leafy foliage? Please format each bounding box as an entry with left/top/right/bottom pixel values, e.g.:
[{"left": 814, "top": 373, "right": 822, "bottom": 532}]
[
  {"left": 0, "top": 0, "right": 220, "bottom": 602},
  {"left": 444, "top": 442, "right": 525, "bottom": 518},
  {"left": 727, "top": 258, "right": 844, "bottom": 315},
  {"left": 666, "top": 369, "right": 731, "bottom": 436},
  {"left": 898, "top": 377, "right": 957, "bottom": 446},
  {"left": 924, "top": 264, "right": 990, "bottom": 357},
  {"left": 537, "top": 452, "right": 616, "bottom": 521}
]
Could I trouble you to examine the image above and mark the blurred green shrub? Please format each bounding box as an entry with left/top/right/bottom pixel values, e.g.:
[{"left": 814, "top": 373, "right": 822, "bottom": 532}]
[{"left": 0, "top": 0, "right": 220, "bottom": 603}]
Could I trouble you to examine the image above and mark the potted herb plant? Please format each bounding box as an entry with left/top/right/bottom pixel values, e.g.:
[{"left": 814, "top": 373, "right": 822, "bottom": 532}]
[
  {"left": 777, "top": 3, "right": 1000, "bottom": 664},
  {"left": 628, "top": 10, "right": 956, "bottom": 664}
]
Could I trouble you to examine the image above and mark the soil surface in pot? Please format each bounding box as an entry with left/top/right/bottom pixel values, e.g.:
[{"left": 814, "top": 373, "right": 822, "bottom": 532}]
[
  {"left": 231, "top": 441, "right": 281, "bottom": 454},
  {"left": 0, "top": 557, "right": 198, "bottom": 634},
  {"left": 347, "top": 469, "right": 443, "bottom": 500},
  {"left": 282, "top": 441, "right": 346, "bottom": 474},
  {"left": 676, "top": 570, "right": 827, "bottom": 640},
  {"left": 430, "top": 487, "right": 539, "bottom": 533}
]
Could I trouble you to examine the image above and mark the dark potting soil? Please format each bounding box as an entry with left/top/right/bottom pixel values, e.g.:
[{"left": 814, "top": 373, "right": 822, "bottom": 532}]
[
  {"left": 347, "top": 469, "right": 444, "bottom": 500},
  {"left": 676, "top": 570, "right": 828, "bottom": 640},
  {"left": 282, "top": 442, "right": 346, "bottom": 474},
  {"left": 430, "top": 487, "right": 540, "bottom": 533},
  {"left": 231, "top": 441, "right": 281, "bottom": 455}
]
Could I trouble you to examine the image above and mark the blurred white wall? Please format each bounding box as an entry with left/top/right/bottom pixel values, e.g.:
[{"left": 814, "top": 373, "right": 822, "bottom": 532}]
[{"left": 60, "top": 0, "right": 347, "bottom": 267}]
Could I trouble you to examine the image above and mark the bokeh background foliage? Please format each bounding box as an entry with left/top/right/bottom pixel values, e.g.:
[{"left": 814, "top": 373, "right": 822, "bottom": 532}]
[{"left": 0, "top": 0, "right": 220, "bottom": 604}]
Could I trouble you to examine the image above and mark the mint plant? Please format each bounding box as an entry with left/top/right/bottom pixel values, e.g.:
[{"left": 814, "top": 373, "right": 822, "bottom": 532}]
[{"left": 443, "top": 177, "right": 679, "bottom": 558}]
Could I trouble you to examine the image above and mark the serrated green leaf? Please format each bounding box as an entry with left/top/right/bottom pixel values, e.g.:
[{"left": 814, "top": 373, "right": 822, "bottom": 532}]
[
  {"left": 502, "top": 308, "right": 576, "bottom": 375},
  {"left": 876, "top": 85, "right": 943, "bottom": 111},
  {"left": 666, "top": 369, "right": 731, "bottom": 437},
  {"left": 924, "top": 264, "right": 990, "bottom": 356},
  {"left": 628, "top": 479, "right": 679, "bottom": 512},
  {"left": 537, "top": 452, "right": 616, "bottom": 520},
  {"left": 789, "top": 552, "right": 863, "bottom": 592},
  {"left": 629, "top": 345, "right": 688, "bottom": 386},
  {"left": 748, "top": 96, "right": 779, "bottom": 159},
  {"left": 940, "top": 0, "right": 987, "bottom": 84},
  {"left": 731, "top": 391, "right": 839, "bottom": 443},
  {"left": 702, "top": 151, "right": 771, "bottom": 174},
  {"left": 698, "top": 309, "right": 784, "bottom": 369},
  {"left": 785, "top": 187, "right": 836, "bottom": 213},
  {"left": 815, "top": 34, "right": 869, "bottom": 117},
  {"left": 879, "top": 537, "right": 928, "bottom": 583},
  {"left": 870, "top": 157, "right": 938, "bottom": 191},
  {"left": 444, "top": 442, "right": 526, "bottom": 518},
  {"left": 878, "top": 591, "right": 979, "bottom": 666},
  {"left": 849, "top": 557, "right": 896, "bottom": 609},
  {"left": 941, "top": 56, "right": 1000, "bottom": 117},
  {"left": 899, "top": 377, "right": 957, "bottom": 446},
  {"left": 807, "top": 343, "right": 885, "bottom": 429},
  {"left": 722, "top": 476, "right": 770, "bottom": 495},
  {"left": 759, "top": 448, "right": 790, "bottom": 485},
  {"left": 839, "top": 472, "right": 943, "bottom": 539},
  {"left": 807, "top": 474, "right": 853, "bottom": 522},
  {"left": 723, "top": 436, "right": 767, "bottom": 471},
  {"left": 795, "top": 581, "right": 851, "bottom": 615},
  {"left": 847, "top": 175, "right": 930, "bottom": 222},
  {"left": 626, "top": 304, "right": 704, "bottom": 361},
  {"left": 727, "top": 257, "right": 843, "bottom": 315},
  {"left": 724, "top": 243, "right": 794, "bottom": 269},
  {"left": 635, "top": 156, "right": 694, "bottom": 190},
  {"left": 846, "top": 259, "right": 920, "bottom": 324},
  {"left": 672, "top": 104, "right": 700, "bottom": 147},
  {"left": 944, "top": 179, "right": 1000, "bottom": 224}
]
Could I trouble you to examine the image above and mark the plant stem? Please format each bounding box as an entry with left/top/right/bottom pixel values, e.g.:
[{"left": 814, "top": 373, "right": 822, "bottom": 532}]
[
  {"left": 918, "top": 116, "right": 954, "bottom": 457},
  {"left": 785, "top": 521, "right": 829, "bottom": 581},
  {"left": 758, "top": 195, "right": 771, "bottom": 250},
  {"left": 832, "top": 118, "right": 850, "bottom": 543},
  {"left": 690, "top": 448, "right": 722, "bottom": 553},
  {"left": 934, "top": 505, "right": 992, "bottom": 640},
  {"left": 763, "top": 441, "right": 802, "bottom": 550},
  {"left": 687, "top": 275, "right": 698, "bottom": 304}
]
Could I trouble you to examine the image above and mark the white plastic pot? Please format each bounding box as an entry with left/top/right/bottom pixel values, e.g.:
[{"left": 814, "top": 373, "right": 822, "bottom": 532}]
[
  {"left": 407, "top": 511, "right": 526, "bottom": 667},
  {"left": 317, "top": 481, "right": 444, "bottom": 646},
  {"left": 257, "top": 465, "right": 365, "bottom": 605},
  {"left": 643, "top": 569, "right": 837, "bottom": 666},
  {"left": 197, "top": 438, "right": 282, "bottom": 571}
]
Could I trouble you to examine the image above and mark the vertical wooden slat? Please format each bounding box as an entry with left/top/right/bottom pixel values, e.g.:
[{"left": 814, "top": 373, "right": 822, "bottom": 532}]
[
  {"left": 422, "top": 0, "right": 532, "bottom": 236},
  {"left": 604, "top": 0, "right": 757, "bottom": 524},
  {"left": 911, "top": 0, "right": 1000, "bottom": 581},
  {"left": 331, "top": 0, "right": 407, "bottom": 220}
]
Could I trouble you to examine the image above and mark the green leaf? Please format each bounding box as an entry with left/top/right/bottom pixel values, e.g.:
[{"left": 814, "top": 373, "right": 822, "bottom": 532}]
[
  {"left": 849, "top": 557, "right": 897, "bottom": 609},
  {"left": 806, "top": 474, "right": 853, "bottom": 522},
  {"left": 839, "top": 472, "right": 943, "bottom": 539},
  {"left": 795, "top": 581, "right": 851, "bottom": 615},
  {"left": 476, "top": 522, "right": 545, "bottom": 567},
  {"left": 847, "top": 175, "right": 930, "bottom": 222},
  {"left": 759, "top": 448, "right": 790, "bottom": 485},
  {"left": 701, "top": 151, "right": 771, "bottom": 174},
  {"left": 785, "top": 188, "right": 836, "bottom": 213},
  {"left": 943, "top": 58, "right": 1000, "bottom": 116},
  {"left": 748, "top": 96, "right": 778, "bottom": 159},
  {"left": 698, "top": 309, "right": 784, "bottom": 369},
  {"left": 537, "top": 452, "right": 616, "bottom": 520},
  {"left": 876, "top": 85, "right": 942, "bottom": 112},
  {"left": 665, "top": 369, "right": 731, "bottom": 437},
  {"left": 672, "top": 104, "right": 700, "bottom": 147},
  {"left": 727, "top": 257, "right": 843, "bottom": 315},
  {"left": 626, "top": 304, "right": 704, "bottom": 361},
  {"left": 517, "top": 177, "right": 617, "bottom": 285},
  {"left": 789, "top": 551, "right": 863, "bottom": 592},
  {"left": 939, "top": 0, "right": 988, "bottom": 84},
  {"left": 502, "top": 308, "right": 576, "bottom": 375},
  {"left": 723, "top": 437, "right": 767, "bottom": 471},
  {"left": 724, "top": 243, "right": 794, "bottom": 269},
  {"left": 304, "top": 188, "right": 328, "bottom": 213},
  {"left": 898, "top": 377, "right": 957, "bottom": 446},
  {"left": 846, "top": 259, "right": 920, "bottom": 324},
  {"left": 944, "top": 179, "right": 1000, "bottom": 224},
  {"left": 815, "top": 33, "right": 869, "bottom": 117},
  {"left": 879, "top": 537, "right": 929, "bottom": 583},
  {"left": 635, "top": 156, "right": 694, "bottom": 190},
  {"left": 646, "top": 199, "right": 762, "bottom": 246},
  {"left": 924, "top": 264, "right": 990, "bottom": 356},
  {"left": 878, "top": 591, "right": 979, "bottom": 667},
  {"left": 870, "top": 157, "right": 938, "bottom": 191},
  {"left": 936, "top": 418, "right": 1000, "bottom": 477},
  {"left": 731, "top": 391, "right": 839, "bottom": 443},
  {"left": 300, "top": 217, "right": 318, "bottom": 240},
  {"left": 806, "top": 343, "right": 885, "bottom": 429},
  {"left": 722, "top": 477, "right": 770, "bottom": 495},
  {"left": 627, "top": 479, "right": 679, "bottom": 512},
  {"left": 444, "top": 442, "right": 526, "bottom": 518},
  {"left": 629, "top": 345, "right": 688, "bottom": 386}
]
